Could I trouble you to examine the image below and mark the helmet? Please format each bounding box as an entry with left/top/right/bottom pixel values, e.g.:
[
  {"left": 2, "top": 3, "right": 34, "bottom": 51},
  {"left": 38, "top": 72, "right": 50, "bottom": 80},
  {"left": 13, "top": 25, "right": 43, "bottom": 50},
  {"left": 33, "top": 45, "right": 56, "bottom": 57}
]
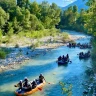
[
  {"left": 20, "top": 80, "right": 22, "bottom": 82},
  {"left": 35, "top": 79, "right": 38, "bottom": 81},
  {"left": 40, "top": 73, "right": 42, "bottom": 76},
  {"left": 24, "top": 77, "right": 28, "bottom": 81}
]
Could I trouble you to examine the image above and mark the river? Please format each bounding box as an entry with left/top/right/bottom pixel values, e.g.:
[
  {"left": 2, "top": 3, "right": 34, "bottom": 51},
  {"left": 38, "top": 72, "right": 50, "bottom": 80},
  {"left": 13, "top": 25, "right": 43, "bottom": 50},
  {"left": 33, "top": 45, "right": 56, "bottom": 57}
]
[{"left": 0, "top": 31, "right": 92, "bottom": 96}]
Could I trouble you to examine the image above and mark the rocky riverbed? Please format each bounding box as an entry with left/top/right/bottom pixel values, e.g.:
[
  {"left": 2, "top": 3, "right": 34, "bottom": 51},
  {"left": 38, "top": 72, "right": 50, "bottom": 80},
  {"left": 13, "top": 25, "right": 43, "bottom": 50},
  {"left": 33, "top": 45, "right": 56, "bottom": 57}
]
[{"left": 0, "top": 33, "right": 86, "bottom": 72}]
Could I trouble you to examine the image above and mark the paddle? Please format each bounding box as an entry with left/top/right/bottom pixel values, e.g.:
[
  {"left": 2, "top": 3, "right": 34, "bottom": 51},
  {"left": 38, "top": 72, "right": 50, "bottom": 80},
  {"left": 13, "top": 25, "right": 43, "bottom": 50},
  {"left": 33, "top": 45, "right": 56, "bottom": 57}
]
[
  {"left": 68, "top": 60, "right": 72, "bottom": 63},
  {"left": 44, "top": 78, "right": 54, "bottom": 85},
  {"left": 38, "top": 87, "right": 42, "bottom": 91},
  {"left": 14, "top": 85, "right": 18, "bottom": 87},
  {"left": 46, "top": 81, "right": 54, "bottom": 84}
]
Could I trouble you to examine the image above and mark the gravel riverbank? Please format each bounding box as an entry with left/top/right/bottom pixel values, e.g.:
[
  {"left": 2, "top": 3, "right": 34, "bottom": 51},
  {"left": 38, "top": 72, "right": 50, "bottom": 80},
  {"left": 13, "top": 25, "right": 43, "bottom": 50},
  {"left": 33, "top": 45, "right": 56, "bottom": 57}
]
[{"left": 0, "top": 34, "right": 86, "bottom": 72}]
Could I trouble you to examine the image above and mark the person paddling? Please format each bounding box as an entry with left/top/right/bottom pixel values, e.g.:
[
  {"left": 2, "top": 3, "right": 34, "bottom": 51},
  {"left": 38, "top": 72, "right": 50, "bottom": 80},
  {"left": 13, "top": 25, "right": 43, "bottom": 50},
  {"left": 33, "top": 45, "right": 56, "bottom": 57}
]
[
  {"left": 39, "top": 73, "right": 45, "bottom": 83},
  {"left": 25, "top": 82, "right": 32, "bottom": 91},
  {"left": 66, "top": 54, "right": 69, "bottom": 59},
  {"left": 17, "top": 80, "right": 23, "bottom": 91},
  {"left": 23, "top": 77, "right": 29, "bottom": 87},
  {"left": 31, "top": 79, "right": 37, "bottom": 89}
]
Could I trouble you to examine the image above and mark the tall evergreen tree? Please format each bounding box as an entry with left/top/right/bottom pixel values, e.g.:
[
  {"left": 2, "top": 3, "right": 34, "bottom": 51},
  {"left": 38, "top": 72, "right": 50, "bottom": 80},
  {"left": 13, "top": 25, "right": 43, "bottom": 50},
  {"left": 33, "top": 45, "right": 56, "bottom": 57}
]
[
  {"left": 17, "top": 0, "right": 30, "bottom": 8},
  {"left": 0, "top": 0, "right": 16, "bottom": 12},
  {"left": 0, "top": 7, "right": 9, "bottom": 29}
]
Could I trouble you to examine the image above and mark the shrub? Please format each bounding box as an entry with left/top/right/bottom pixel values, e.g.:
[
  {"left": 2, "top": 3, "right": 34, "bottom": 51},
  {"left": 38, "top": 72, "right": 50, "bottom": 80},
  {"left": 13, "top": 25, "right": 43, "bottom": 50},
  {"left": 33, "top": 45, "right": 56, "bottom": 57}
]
[
  {"left": 2, "top": 37, "right": 9, "bottom": 43},
  {"left": 0, "top": 50, "right": 6, "bottom": 59},
  {"left": 15, "top": 44, "right": 19, "bottom": 48},
  {"left": 69, "top": 40, "right": 76, "bottom": 43},
  {"left": 34, "top": 42, "right": 40, "bottom": 47},
  {"left": 29, "top": 44, "right": 34, "bottom": 49},
  {"left": 61, "top": 32, "right": 70, "bottom": 43}
]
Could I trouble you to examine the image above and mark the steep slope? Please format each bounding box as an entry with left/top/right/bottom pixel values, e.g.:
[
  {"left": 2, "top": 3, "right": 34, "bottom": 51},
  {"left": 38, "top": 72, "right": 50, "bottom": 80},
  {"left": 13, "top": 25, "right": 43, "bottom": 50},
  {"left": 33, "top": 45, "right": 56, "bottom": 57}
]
[{"left": 61, "top": 0, "right": 88, "bottom": 11}]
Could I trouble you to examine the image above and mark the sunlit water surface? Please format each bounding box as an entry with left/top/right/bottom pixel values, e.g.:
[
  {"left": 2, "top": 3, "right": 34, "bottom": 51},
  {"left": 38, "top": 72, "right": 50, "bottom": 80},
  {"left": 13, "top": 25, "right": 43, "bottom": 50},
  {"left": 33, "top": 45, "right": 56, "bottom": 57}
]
[{"left": 0, "top": 31, "right": 91, "bottom": 96}]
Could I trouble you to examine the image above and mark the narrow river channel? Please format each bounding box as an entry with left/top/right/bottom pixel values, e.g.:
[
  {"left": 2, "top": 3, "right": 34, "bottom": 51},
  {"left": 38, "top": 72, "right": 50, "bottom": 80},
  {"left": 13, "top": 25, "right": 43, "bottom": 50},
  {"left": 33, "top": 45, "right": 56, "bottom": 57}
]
[{"left": 0, "top": 31, "right": 92, "bottom": 96}]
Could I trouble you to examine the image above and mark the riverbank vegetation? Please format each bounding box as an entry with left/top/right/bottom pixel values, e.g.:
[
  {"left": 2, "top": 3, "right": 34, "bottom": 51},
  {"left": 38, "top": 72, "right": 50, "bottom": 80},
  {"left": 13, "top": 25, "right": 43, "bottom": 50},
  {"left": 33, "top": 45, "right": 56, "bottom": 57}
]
[
  {"left": 0, "top": 0, "right": 61, "bottom": 37},
  {"left": 58, "top": 0, "right": 96, "bottom": 36},
  {"left": 0, "top": 0, "right": 95, "bottom": 43},
  {"left": 91, "top": 38, "right": 96, "bottom": 73},
  {"left": 0, "top": 0, "right": 71, "bottom": 47},
  {"left": 0, "top": 0, "right": 95, "bottom": 74},
  {"left": 58, "top": 0, "right": 96, "bottom": 86},
  {"left": 0, "top": 0, "right": 95, "bottom": 37},
  {"left": 0, "top": 48, "right": 11, "bottom": 59},
  {"left": 59, "top": 81, "right": 72, "bottom": 96}
]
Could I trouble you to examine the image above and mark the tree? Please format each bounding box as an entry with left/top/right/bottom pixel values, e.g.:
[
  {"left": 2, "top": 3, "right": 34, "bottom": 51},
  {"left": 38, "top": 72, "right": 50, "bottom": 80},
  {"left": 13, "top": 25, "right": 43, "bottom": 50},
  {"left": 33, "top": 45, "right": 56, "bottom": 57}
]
[
  {"left": 17, "top": 0, "right": 30, "bottom": 8},
  {"left": 39, "top": 1, "right": 50, "bottom": 24},
  {"left": 73, "top": 5, "right": 78, "bottom": 13},
  {"left": 0, "top": 0, "right": 16, "bottom": 12},
  {"left": 7, "top": 27, "right": 14, "bottom": 37},
  {"left": 0, "top": 29, "right": 3, "bottom": 38},
  {"left": 12, "top": 17, "right": 21, "bottom": 33},
  {"left": 22, "top": 9, "right": 30, "bottom": 30},
  {"left": 30, "top": 1, "right": 41, "bottom": 18},
  {"left": 84, "top": 0, "right": 96, "bottom": 35},
  {"left": 17, "top": 0, "right": 25, "bottom": 7},
  {"left": 49, "top": 3, "right": 61, "bottom": 28},
  {"left": 29, "top": 14, "right": 39, "bottom": 30},
  {"left": 0, "top": 7, "right": 9, "bottom": 29},
  {"left": 39, "top": 1, "right": 61, "bottom": 28}
]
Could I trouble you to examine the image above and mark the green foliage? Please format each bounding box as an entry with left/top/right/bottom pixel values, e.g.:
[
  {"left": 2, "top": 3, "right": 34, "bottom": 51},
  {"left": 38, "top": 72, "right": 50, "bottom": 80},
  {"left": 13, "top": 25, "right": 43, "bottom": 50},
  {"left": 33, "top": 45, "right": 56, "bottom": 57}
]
[
  {"left": 39, "top": 1, "right": 61, "bottom": 28},
  {"left": 15, "top": 44, "right": 19, "bottom": 48},
  {"left": 0, "top": 48, "right": 11, "bottom": 59},
  {"left": 61, "top": 32, "right": 70, "bottom": 43},
  {"left": 73, "top": 5, "right": 78, "bottom": 13},
  {"left": 0, "top": 50, "right": 6, "bottom": 59},
  {"left": 59, "top": 81, "right": 72, "bottom": 96},
  {"left": 0, "top": 0, "right": 95, "bottom": 38},
  {"left": 0, "top": 0, "right": 61, "bottom": 37},
  {"left": 0, "top": 29, "right": 3, "bottom": 39},
  {"left": 12, "top": 17, "right": 21, "bottom": 33},
  {"left": 0, "top": 7, "right": 9, "bottom": 29},
  {"left": 85, "top": 0, "right": 96, "bottom": 36},
  {"left": 85, "top": 68, "right": 94, "bottom": 76},
  {"left": 1, "top": 36, "right": 10, "bottom": 44},
  {"left": 62, "top": 32, "right": 69, "bottom": 39},
  {"left": 34, "top": 42, "right": 40, "bottom": 47},
  {"left": 29, "top": 14, "right": 43, "bottom": 30},
  {"left": 21, "top": 28, "right": 59, "bottom": 39},
  {"left": 29, "top": 42, "right": 40, "bottom": 49},
  {"left": 58, "top": 3, "right": 93, "bottom": 33},
  {"left": 3, "top": 22, "right": 11, "bottom": 35},
  {"left": 17, "top": 0, "right": 30, "bottom": 8},
  {"left": 7, "top": 27, "right": 14, "bottom": 37},
  {"left": 30, "top": 1, "right": 41, "bottom": 17},
  {"left": 0, "top": 0, "right": 16, "bottom": 12},
  {"left": 91, "top": 39, "right": 96, "bottom": 72},
  {"left": 58, "top": 5, "right": 78, "bottom": 30},
  {"left": 58, "top": 0, "right": 96, "bottom": 36}
]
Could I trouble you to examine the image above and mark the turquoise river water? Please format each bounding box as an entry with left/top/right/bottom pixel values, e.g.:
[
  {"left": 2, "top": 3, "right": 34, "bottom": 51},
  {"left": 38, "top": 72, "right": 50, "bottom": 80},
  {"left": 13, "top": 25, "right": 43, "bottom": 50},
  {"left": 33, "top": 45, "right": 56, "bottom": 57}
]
[{"left": 0, "top": 31, "right": 92, "bottom": 96}]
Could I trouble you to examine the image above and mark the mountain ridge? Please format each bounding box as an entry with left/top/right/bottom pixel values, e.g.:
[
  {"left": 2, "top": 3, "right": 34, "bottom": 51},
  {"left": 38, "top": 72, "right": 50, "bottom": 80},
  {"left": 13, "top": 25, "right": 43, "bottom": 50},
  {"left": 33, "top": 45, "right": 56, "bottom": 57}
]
[{"left": 60, "top": 0, "right": 88, "bottom": 11}]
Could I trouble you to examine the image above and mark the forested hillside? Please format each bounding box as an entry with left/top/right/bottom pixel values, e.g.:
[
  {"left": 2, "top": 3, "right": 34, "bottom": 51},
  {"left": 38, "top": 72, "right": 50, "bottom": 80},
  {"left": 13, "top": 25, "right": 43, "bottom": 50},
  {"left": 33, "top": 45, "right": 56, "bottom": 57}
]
[
  {"left": 61, "top": 0, "right": 88, "bottom": 11},
  {"left": 0, "top": 0, "right": 61, "bottom": 39},
  {"left": 0, "top": 0, "right": 96, "bottom": 38},
  {"left": 58, "top": 0, "right": 96, "bottom": 36}
]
